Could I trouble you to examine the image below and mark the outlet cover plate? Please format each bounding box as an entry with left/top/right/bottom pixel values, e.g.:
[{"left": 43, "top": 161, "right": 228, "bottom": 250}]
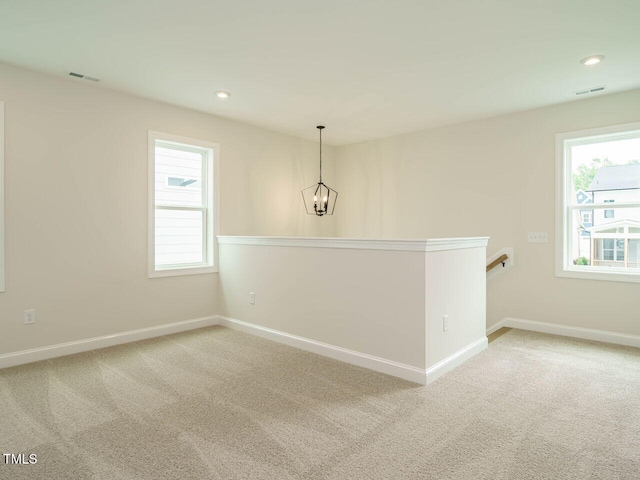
[{"left": 24, "top": 309, "right": 36, "bottom": 325}]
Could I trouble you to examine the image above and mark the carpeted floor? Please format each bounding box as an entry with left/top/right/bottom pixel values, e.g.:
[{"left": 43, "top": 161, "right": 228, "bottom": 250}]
[{"left": 1, "top": 326, "right": 639, "bottom": 479}]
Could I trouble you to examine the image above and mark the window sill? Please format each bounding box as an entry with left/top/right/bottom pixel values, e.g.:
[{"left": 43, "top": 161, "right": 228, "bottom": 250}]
[
  {"left": 556, "top": 266, "right": 640, "bottom": 284},
  {"left": 149, "top": 265, "right": 218, "bottom": 278}
]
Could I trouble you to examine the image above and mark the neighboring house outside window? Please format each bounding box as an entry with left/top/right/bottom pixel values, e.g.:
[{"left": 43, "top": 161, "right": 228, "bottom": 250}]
[
  {"left": 575, "top": 189, "right": 593, "bottom": 244},
  {"left": 556, "top": 123, "right": 640, "bottom": 283},
  {"left": 585, "top": 165, "right": 640, "bottom": 269},
  {"left": 148, "top": 131, "right": 219, "bottom": 277}
]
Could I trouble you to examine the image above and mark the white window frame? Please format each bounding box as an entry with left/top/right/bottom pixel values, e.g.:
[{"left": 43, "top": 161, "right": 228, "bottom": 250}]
[
  {"left": 148, "top": 131, "right": 219, "bottom": 278},
  {"left": 0, "top": 102, "right": 5, "bottom": 292},
  {"left": 555, "top": 121, "right": 640, "bottom": 283}
]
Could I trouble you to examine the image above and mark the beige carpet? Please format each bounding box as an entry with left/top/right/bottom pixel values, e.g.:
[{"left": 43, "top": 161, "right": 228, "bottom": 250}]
[{"left": 1, "top": 326, "right": 639, "bottom": 479}]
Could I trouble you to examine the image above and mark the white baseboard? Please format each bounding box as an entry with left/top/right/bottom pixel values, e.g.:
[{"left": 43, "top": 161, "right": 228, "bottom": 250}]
[
  {"left": 486, "top": 319, "right": 509, "bottom": 336},
  {"left": 495, "top": 317, "right": 640, "bottom": 348},
  {"left": 425, "top": 337, "right": 488, "bottom": 384},
  {"left": 1, "top": 313, "right": 491, "bottom": 386},
  {"left": 0, "top": 316, "right": 219, "bottom": 370},
  {"left": 216, "top": 315, "right": 428, "bottom": 385}
]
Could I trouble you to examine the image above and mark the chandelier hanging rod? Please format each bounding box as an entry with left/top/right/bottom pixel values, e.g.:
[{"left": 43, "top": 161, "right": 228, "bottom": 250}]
[{"left": 318, "top": 125, "right": 324, "bottom": 182}]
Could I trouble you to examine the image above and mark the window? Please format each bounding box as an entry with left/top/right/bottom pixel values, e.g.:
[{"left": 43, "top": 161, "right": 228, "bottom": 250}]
[
  {"left": 604, "top": 199, "right": 615, "bottom": 219},
  {"left": 601, "top": 239, "right": 624, "bottom": 261},
  {"left": 0, "top": 102, "right": 4, "bottom": 292},
  {"left": 148, "top": 132, "right": 219, "bottom": 277},
  {"left": 581, "top": 212, "right": 591, "bottom": 224},
  {"left": 556, "top": 122, "right": 640, "bottom": 283}
]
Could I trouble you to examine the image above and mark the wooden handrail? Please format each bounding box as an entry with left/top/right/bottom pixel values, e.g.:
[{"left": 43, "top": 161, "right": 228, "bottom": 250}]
[{"left": 486, "top": 254, "right": 508, "bottom": 272}]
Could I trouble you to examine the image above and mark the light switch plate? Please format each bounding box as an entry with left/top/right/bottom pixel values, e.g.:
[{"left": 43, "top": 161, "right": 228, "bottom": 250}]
[{"left": 527, "top": 232, "right": 548, "bottom": 243}]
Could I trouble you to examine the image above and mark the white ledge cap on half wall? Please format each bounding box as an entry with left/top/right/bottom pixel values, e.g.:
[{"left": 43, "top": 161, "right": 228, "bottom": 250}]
[{"left": 216, "top": 236, "right": 489, "bottom": 252}]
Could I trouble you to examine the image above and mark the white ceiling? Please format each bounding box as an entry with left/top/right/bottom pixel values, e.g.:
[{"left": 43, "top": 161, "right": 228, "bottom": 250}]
[{"left": 1, "top": 0, "right": 639, "bottom": 146}]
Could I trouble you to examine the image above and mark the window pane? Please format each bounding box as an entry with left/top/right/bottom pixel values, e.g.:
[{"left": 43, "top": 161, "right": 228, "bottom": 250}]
[
  {"left": 155, "top": 209, "right": 204, "bottom": 267},
  {"left": 616, "top": 239, "right": 625, "bottom": 261},
  {"left": 155, "top": 145, "right": 204, "bottom": 207},
  {"left": 594, "top": 208, "right": 639, "bottom": 228}
]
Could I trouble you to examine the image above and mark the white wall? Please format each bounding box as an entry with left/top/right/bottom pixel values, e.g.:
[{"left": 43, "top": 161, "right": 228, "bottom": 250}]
[
  {"left": 425, "top": 247, "right": 486, "bottom": 367},
  {"left": 3, "top": 58, "right": 637, "bottom": 360},
  {"left": 335, "top": 88, "right": 640, "bottom": 335},
  {"left": 217, "top": 237, "right": 488, "bottom": 383},
  {"left": 0, "top": 61, "right": 335, "bottom": 356},
  {"left": 218, "top": 241, "right": 427, "bottom": 368}
]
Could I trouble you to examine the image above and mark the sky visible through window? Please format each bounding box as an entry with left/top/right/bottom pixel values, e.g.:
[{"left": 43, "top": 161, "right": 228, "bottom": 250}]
[{"left": 572, "top": 138, "right": 640, "bottom": 169}]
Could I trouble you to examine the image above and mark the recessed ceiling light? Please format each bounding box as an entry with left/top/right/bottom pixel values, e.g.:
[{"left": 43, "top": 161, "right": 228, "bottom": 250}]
[
  {"left": 214, "top": 91, "right": 231, "bottom": 99},
  {"left": 580, "top": 55, "right": 604, "bottom": 66}
]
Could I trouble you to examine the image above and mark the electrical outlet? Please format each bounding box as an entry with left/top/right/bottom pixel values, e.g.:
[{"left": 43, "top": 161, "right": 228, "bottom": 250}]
[
  {"left": 249, "top": 292, "right": 255, "bottom": 305},
  {"left": 527, "top": 232, "right": 549, "bottom": 243},
  {"left": 24, "top": 309, "right": 36, "bottom": 325},
  {"left": 443, "top": 315, "right": 449, "bottom": 332}
]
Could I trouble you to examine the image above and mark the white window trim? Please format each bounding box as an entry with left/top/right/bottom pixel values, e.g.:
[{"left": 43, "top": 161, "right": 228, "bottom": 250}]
[
  {"left": 555, "top": 121, "right": 640, "bottom": 283},
  {"left": 148, "top": 131, "right": 220, "bottom": 278},
  {"left": 0, "top": 102, "right": 5, "bottom": 292}
]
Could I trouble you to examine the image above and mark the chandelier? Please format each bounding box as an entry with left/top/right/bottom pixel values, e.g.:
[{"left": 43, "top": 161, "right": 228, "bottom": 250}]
[{"left": 301, "top": 126, "right": 338, "bottom": 216}]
